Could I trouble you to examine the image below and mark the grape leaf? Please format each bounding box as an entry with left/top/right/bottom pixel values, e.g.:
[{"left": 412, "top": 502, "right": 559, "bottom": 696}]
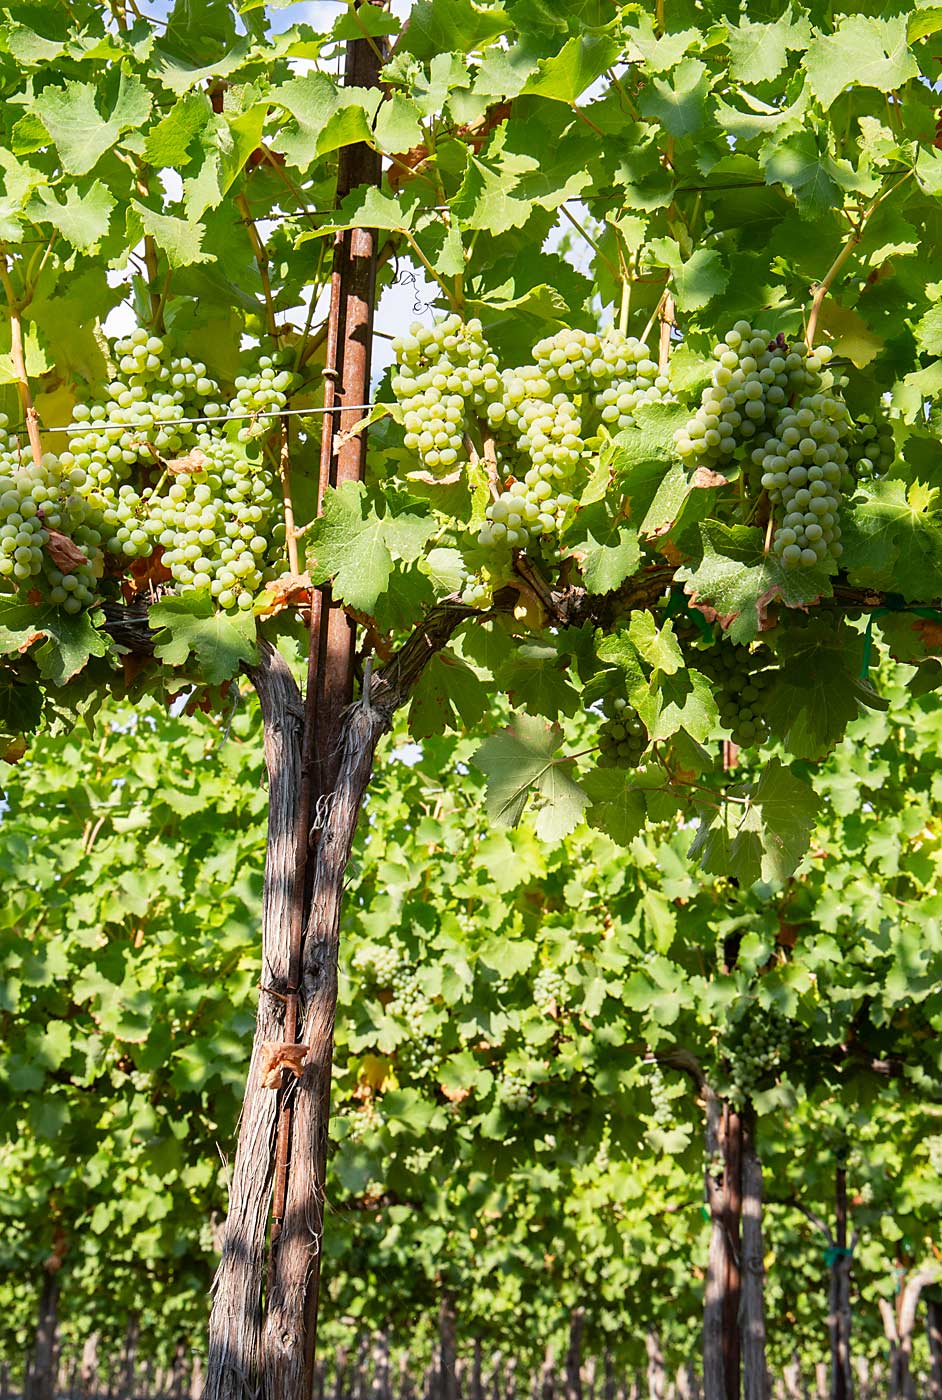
[
  {"left": 522, "top": 34, "right": 622, "bottom": 102},
  {"left": 690, "top": 759, "right": 819, "bottom": 885},
  {"left": 473, "top": 713, "right": 587, "bottom": 841},
  {"left": 581, "top": 767, "right": 649, "bottom": 844},
  {"left": 408, "top": 652, "right": 488, "bottom": 737},
  {"left": 28, "top": 182, "right": 115, "bottom": 254},
  {"left": 676, "top": 522, "right": 834, "bottom": 643},
  {"left": 148, "top": 595, "right": 259, "bottom": 684},
  {"left": 143, "top": 93, "right": 213, "bottom": 168},
  {"left": 497, "top": 644, "right": 582, "bottom": 721},
  {"left": 631, "top": 665, "right": 717, "bottom": 744},
  {"left": 269, "top": 75, "right": 373, "bottom": 168},
  {"left": 566, "top": 507, "right": 641, "bottom": 595},
  {"left": 761, "top": 131, "right": 842, "bottom": 213},
  {"left": 130, "top": 201, "right": 211, "bottom": 268},
  {"left": 764, "top": 622, "right": 884, "bottom": 760},
  {"left": 307, "top": 482, "right": 434, "bottom": 615},
  {"left": 638, "top": 59, "right": 712, "bottom": 138},
  {"left": 647, "top": 240, "right": 729, "bottom": 312},
  {"left": 0, "top": 673, "right": 43, "bottom": 734},
  {"left": 726, "top": 14, "right": 811, "bottom": 84},
  {"left": 34, "top": 72, "right": 151, "bottom": 175},
  {"left": 842, "top": 481, "right": 942, "bottom": 599},
  {"left": 804, "top": 14, "right": 917, "bottom": 111},
  {"left": 0, "top": 600, "right": 109, "bottom": 686}
]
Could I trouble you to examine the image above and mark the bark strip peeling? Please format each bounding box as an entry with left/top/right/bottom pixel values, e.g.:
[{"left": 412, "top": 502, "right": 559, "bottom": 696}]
[{"left": 205, "top": 605, "right": 474, "bottom": 1400}]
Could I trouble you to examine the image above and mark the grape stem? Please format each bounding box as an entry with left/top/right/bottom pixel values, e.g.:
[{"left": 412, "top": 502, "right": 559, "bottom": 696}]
[
  {"left": 280, "top": 420, "right": 300, "bottom": 576},
  {"left": 0, "top": 253, "right": 43, "bottom": 467},
  {"left": 467, "top": 423, "right": 501, "bottom": 500},
  {"left": 805, "top": 170, "right": 913, "bottom": 348},
  {"left": 640, "top": 286, "right": 670, "bottom": 345},
  {"left": 658, "top": 291, "right": 675, "bottom": 374},
  {"left": 763, "top": 509, "right": 775, "bottom": 556},
  {"left": 235, "top": 190, "right": 280, "bottom": 341},
  {"left": 559, "top": 204, "right": 621, "bottom": 285}
]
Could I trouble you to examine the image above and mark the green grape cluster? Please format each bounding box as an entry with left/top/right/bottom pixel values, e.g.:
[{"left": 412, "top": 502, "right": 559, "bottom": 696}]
[
  {"left": 648, "top": 1064, "right": 673, "bottom": 1127},
  {"left": 533, "top": 967, "right": 566, "bottom": 1015},
  {"left": 0, "top": 434, "right": 101, "bottom": 611},
  {"left": 65, "top": 328, "right": 211, "bottom": 488},
  {"left": 497, "top": 1071, "right": 530, "bottom": 1111},
  {"left": 389, "top": 967, "right": 433, "bottom": 1041},
  {"left": 847, "top": 415, "right": 895, "bottom": 480},
  {"left": 592, "top": 331, "right": 671, "bottom": 431},
  {"left": 346, "top": 1098, "right": 381, "bottom": 1143},
  {"left": 675, "top": 323, "right": 798, "bottom": 465},
  {"left": 533, "top": 326, "right": 602, "bottom": 386},
  {"left": 393, "top": 315, "right": 500, "bottom": 473},
  {"left": 758, "top": 381, "right": 849, "bottom": 569},
  {"left": 595, "top": 681, "right": 648, "bottom": 769},
  {"left": 722, "top": 1005, "right": 792, "bottom": 1107},
  {"left": 479, "top": 368, "right": 581, "bottom": 548},
  {"left": 352, "top": 943, "right": 401, "bottom": 985},
  {"left": 693, "top": 640, "right": 775, "bottom": 747},
  {"left": 229, "top": 352, "right": 298, "bottom": 443},
  {"left": 390, "top": 317, "right": 675, "bottom": 564},
  {"left": 24, "top": 329, "right": 289, "bottom": 616},
  {"left": 148, "top": 439, "right": 279, "bottom": 610},
  {"left": 403, "top": 1146, "right": 437, "bottom": 1174}
]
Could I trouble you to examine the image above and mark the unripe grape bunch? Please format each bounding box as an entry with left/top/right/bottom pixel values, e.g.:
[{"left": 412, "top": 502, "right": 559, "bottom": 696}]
[
  {"left": 692, "top": 640, "right": 776, "bottom": 748},
  {"left": 497, "top": 1070, "right": 530, "bottom": 1111},
  {"left": 391, "top": 318, "right": 672, "bottom": 558},
  {"left": 533, "top": 967, "right": 566, "bottom": 1015},
  {"left": 0, "top": 326, "right": 297, "bottom": 617},
  {"left": 674, "top": 320, "right": 884, "bottom": 571},
  {"left": 721, "top": 1004, "right": 793, "bottom": 1107},
  {"left": 648, "top": 1063, "right": 673, "bottom": 1127},
  {"left": 0, "top": 434, "right": 102, "bottom": 612},
  {"left": 594, "top": 677, "right": 648, "bottom": 770}
]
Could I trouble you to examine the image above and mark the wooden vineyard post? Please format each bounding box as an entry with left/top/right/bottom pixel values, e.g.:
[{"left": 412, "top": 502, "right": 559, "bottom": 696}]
[
  {"left": 262, "top": 7, "right": 385, "bottom": 1400},
  {"left": 205, "top": 11, "right": 385, "bottom": 1400}
]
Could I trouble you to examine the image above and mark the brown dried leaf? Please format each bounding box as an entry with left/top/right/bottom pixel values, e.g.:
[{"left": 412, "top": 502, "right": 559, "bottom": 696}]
[
  {"left": 45, "top": 529, "right": 89, "bottom": 571},
  {"left": 440, "top": 1082, "right": 472, "bottom": 1104},
  {"left": 387, "top": 144, "right": 431, "bottom": 193},
  {"left": 13, "top": 629, "right": 44, "bottom": 655},
  {"left": 122, "top": 653, "right": 149, "bottom": 688},
  {"left": 255, "top": 571, "right": 313, "bottom": 619},
  {"left": 259, "top": 1040, "right": 309, "bottom": 1089},
  {"left": 776, "top": 921, "right": 798, "bottom": 950},
  {"left": 915, "top": 618, "right": 942, "bottom": 654},
  {"left": 1, "top": 734, "right": 28, "bottom": 764},
  {"left": 166, "top": 449, "right": 210, "bottom": 476},
  {"left": 690, "top": 467, "right": 729, "bottom": 490},
  {"left": 129, "top": 547, "right": 173, "bottom": 589}
]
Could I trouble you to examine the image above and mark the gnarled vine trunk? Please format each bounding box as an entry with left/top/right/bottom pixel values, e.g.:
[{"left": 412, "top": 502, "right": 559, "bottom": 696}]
[
  {"left": 704, "top": 1096, "right": 741, "bottom": 1400},
  {"left": 566, "top": 1310, "right": 585, "bottom": 1400},
  {"left": 205, "top": 644, "right": 305, "bottom": 1400},
  {"left": 740, "top": 1109, "right": 768, "bottom": 1400},
  {"left": 927, "top": 1297, "right": 942, "bottom": 1400},
  {"left": 24, "top": 1271, "right": 59, "bottom": 1400}
]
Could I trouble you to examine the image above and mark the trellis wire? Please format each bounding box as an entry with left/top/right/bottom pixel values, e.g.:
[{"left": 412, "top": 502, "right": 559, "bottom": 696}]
[{"left": 16, "top": 403, "right": 382, "bottom": 438}]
